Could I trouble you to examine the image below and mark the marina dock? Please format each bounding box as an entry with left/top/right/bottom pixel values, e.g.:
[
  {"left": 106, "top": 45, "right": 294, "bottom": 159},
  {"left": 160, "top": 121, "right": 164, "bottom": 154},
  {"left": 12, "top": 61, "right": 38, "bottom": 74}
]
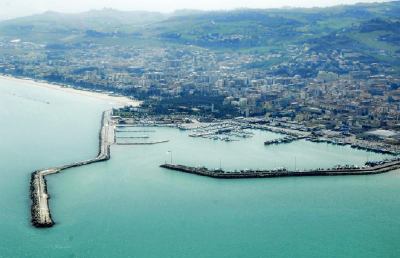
[{"left": 30, "top": 110, "right": 115, "bottom": 227}]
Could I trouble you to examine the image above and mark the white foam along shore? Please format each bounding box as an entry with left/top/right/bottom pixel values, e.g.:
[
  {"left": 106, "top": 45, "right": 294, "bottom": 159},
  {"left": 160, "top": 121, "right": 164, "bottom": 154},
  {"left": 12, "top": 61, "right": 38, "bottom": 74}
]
[{"left": 0, "top": 74, "right": 141, "bottom": 107}]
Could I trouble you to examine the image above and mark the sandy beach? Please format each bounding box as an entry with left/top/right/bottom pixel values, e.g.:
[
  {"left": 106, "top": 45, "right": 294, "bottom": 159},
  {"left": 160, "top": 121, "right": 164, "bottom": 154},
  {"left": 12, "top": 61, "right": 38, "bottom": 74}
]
[{"left": 0, "top": 74, "right": 141, "bottom": 107}]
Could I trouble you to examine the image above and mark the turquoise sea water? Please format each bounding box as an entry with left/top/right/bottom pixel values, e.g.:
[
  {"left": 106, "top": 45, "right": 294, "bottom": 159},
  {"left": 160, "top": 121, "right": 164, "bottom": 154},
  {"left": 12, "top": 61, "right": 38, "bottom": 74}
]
[{"left": 1, "top": 77, "right": 400, "bottom": 258}]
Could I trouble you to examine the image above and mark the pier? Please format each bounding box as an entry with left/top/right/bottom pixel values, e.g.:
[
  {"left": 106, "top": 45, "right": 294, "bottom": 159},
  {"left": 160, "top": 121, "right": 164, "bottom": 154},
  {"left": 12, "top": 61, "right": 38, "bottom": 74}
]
[
  {"left": 160, "top": 159, "right": 400, "bottom": 179},
  {"left": 117, "top": 136, "right": 150, "bottom": 139},
  {"left": 116, "top": 140, "right": 169, "bottom": 145},
  {"left": 30, "top": 110, "right": 115, "bottom": 228},
  {"left": 264, "top": 136, "right": 306, "bottom": 146},
  {"left": 115, "top": 129, "right": 156, "bottom": 133}
]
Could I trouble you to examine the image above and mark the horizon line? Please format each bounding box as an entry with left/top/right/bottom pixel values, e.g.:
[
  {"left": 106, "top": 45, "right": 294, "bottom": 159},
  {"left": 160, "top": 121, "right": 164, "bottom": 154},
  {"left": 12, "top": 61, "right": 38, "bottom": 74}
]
[{"left": 0, "top": 0, "right": 395, "bottom": 21}]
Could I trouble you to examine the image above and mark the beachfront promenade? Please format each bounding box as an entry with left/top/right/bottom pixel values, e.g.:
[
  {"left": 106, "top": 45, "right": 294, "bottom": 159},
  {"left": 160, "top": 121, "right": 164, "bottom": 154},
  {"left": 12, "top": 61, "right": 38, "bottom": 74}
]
[
  {"left": 30, "top": 110, "right": 114, "bottom": 227},
  {"left": 160, "top": 160, "right": 400, "bottom": 179}
]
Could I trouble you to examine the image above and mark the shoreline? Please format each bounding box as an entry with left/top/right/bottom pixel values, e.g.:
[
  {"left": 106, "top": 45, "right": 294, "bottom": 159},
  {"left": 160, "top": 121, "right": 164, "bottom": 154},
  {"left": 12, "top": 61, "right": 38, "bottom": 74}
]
[
  {"left": 247, "top": 124, "right": 399, "bottom": 155},
  {"left": 0, "top": 74, "right": 141, "bottom": 107}
]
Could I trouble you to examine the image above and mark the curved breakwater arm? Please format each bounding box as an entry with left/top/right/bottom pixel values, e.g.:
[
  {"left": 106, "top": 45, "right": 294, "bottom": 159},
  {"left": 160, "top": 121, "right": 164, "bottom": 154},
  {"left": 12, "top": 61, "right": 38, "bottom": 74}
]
[{"left": 30, "top": 110, "right": 114, "bottom": 228}]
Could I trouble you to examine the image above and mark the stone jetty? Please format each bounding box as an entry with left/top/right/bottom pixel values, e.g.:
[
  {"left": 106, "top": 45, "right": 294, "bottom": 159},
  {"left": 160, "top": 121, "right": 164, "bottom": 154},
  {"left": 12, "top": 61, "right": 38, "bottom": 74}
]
[
  {"left": 30, "top": 110, "right": 115, "bottom": 228},
  {"left": 160, "top": 158, "right": 400, "bottom": 179}
]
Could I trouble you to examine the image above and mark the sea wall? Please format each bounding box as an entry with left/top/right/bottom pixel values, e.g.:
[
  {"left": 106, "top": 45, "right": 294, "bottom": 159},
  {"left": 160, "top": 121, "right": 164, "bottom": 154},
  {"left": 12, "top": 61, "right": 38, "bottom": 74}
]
[{"left": 160, "top": 159, "right": 400, "bottom": 179}]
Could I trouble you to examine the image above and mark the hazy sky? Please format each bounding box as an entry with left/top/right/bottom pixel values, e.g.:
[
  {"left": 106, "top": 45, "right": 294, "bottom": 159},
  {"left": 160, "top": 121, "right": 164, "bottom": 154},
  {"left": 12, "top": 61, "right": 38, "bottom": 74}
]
[{"left": 0, "top": 0, "right": 390, "bottom": 20}]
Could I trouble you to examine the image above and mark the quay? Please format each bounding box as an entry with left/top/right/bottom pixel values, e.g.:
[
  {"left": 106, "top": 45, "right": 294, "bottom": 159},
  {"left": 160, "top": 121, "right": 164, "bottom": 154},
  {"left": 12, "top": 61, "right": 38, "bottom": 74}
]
[
  {"left": 30, "top": 110, "right": 115, "bottom": 228},
  {"left": 305, "top": 138, "right": 398, "bottom": 155},
  {"left": 248, "top": 123, "right": 398, "bottom": 155},
  {"left": 160, "top": 159, "right": 400, "bottom": 179}
]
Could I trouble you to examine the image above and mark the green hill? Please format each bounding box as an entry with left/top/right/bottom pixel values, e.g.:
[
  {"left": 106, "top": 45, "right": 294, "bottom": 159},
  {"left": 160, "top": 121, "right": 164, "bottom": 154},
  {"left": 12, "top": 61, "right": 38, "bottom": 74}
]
[{"left": 0, "top": 1, "right": 399, "bottom": 61}]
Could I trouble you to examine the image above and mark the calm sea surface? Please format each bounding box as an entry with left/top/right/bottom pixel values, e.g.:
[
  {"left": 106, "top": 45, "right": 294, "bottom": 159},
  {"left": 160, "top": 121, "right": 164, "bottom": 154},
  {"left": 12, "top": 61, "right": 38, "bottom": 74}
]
[{"left": 1, "top": 77, "right": 399, "bottom": 258}]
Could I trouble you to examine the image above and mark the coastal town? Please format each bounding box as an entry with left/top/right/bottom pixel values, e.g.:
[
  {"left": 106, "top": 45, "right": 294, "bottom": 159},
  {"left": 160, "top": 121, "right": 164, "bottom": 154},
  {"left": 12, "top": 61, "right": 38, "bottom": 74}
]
[
  {"left": 0, "top": 38, "right": 399, "bottom": 145},
  {"left": 2, "top": 2, "right": 400, "bottom": 258},
  {"left": 1, "top": 4, "right": 399, "bottom": 230}
]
